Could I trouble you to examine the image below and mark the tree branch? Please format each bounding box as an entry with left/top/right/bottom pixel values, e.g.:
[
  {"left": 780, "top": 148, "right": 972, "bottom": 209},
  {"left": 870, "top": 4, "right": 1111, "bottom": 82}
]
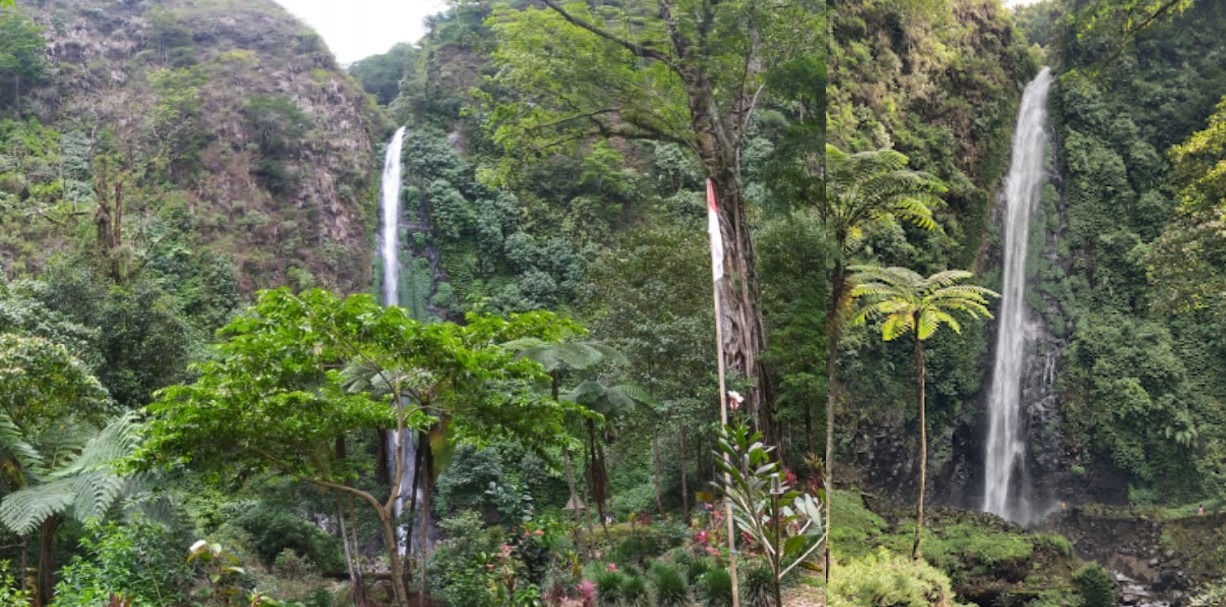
[
  {"left": 306, "top": 477, "right": 386, "bottom": 515},
  {"left": 656, "top": 0, "right": 690, "bottom": 61},
  {"left": 541, "top": 0, "right": 681, "bottom": 75}
]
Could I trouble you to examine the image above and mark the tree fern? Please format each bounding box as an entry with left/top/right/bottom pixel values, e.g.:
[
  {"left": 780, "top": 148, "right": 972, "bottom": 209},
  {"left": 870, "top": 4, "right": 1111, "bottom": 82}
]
[
  {"left": 0, "top": 412, "right": 140, "bottom": 535},
  {"left": 0, "top": 411, "right": 44, "bottom": 480},
  {"left": 849, "top": 265, "right": 998, "bottom": 559},
  {"left": 818, "top": 145, "right": 947, "bottom": 576},
  {"left": 502, "top": 338, "right": 623, "bottom": 372}
]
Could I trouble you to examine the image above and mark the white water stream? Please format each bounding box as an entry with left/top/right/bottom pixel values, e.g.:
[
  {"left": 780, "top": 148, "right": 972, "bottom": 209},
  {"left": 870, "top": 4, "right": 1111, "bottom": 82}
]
[
  {"left": 378, "top": 127, "right": 417, "bottom": 554},
  {"left": 983, "top": 68, "right": 1053, "bottom": 523}
]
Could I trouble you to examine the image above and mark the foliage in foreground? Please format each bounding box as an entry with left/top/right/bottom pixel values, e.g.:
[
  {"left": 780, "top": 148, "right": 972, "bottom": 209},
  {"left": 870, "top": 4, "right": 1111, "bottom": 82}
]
[
  {"left": 137, "top": 287, "right": 581, "bottom": 606},
  {"left": 827, "top": 548, "right": 962, "bottom": 607}
]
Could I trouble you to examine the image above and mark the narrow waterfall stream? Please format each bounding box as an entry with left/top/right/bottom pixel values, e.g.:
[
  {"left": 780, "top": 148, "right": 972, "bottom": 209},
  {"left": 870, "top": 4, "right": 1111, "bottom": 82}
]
[
  {"left": 983, "top": 68, "right": 1053, "bottom": 524},
  {"left": 378, "top": 126, "right": 417, "bottom": 554}
]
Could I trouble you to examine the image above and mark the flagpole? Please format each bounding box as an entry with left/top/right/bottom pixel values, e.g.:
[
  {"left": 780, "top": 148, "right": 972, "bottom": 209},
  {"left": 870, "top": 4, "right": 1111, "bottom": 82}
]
[{"left": 708, "top": 179, "right": 740, "bottom": 607}]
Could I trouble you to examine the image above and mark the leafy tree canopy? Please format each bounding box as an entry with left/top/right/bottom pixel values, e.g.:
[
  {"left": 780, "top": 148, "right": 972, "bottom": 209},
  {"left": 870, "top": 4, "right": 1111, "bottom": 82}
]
[
  {"left": 138, "top": 288, "right": 582, "bottom": 485},
  {"left": 1147, "top": 95, "right": 1226, "bottom": 316}
]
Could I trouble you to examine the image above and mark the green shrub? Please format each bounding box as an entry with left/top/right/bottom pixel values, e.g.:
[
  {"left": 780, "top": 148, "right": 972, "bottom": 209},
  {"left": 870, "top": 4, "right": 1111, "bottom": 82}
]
[
  {"left": 1190, "top": 580, "right": 1226, "bottom": 607},
  {"left": 51, "top": 518, "right": 194, "bottom": 607},
  {"left": 1029, "top": 588, "right": 1080, "bottom": 607},
  {"left": 0, "top": 562, "right": 29, "bottom": 607},
  {"left": 1073, "top": 563, "right": 1117, "bottom": 607},
  {"left": 829, "top": 490, "right": 889, "bottom": 560},
  {"left": 232, "top": 504, "right": 342, "bottom": 572},
  {"left": 613, "top": 534, "right": 661, "bottom": 564},
  {"left": 926, "top": 523, "right": 1033, "bottom": 573},
  {"left": 621, "top": 573, "right": 649, "bottom": 607},
  {"left": 684, "top": 556, "right": 711, "bottom": 585},
  {"left": 828, "top": 548, "right": 958, "bottom": 607},
  {"left": 742, "top": 563, "right": 775, "bottom": 607},
  {"left": 1034, "top": 533, "right": 1074, "bottom": 557},
  {"left": 651, "top": 563, "right": 689, "bottom": 607},
  {"left": 426, "top": 511, "right": 504, "bottom": 607},
  {"left": 273, "top": 548, "right": 315, "bottom": 580},
  {"left": 699, "top": 568, "right": 734, "bottom": 607},
  {"left": 595, "top": 570, "right": 624, "bottom": 607}
]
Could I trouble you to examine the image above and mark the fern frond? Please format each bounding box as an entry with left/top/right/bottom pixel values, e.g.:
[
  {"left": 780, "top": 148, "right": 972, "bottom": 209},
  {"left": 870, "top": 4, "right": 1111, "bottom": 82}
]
[
  {"left": 0, "top": 413, "right": 140, "bottom": 536},
  {"left": 0, "top": 477, "right": 74, "bottom": 535},
  {"left": 0, "top": 412, "right": 45, "bottom": 480}
]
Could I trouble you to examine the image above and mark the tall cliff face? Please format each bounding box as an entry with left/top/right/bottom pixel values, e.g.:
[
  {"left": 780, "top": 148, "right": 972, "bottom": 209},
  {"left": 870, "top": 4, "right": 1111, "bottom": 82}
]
[{"left": 1, "top": 0, "right": 384, "bottom": 292}]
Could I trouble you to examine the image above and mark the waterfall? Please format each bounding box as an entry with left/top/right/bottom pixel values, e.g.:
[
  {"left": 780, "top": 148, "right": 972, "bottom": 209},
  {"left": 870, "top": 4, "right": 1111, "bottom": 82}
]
[
  {"left": 378, "top": 126, "right": 417, "bottom": 554},
  {"left": 381, "top": 127, "right": 406, "bottom": 307},
  {"left": 983, "top": 68, "right": 1053, "bottom": 523}
]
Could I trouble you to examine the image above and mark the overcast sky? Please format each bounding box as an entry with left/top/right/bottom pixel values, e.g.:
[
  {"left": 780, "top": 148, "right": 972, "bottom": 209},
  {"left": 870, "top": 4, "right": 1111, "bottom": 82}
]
[
  {"left": 272, "top": 0, "right": 450, "bottom": 64},
  {"left": 275, "top": 0, "right": 1042, "bottom": 65}
]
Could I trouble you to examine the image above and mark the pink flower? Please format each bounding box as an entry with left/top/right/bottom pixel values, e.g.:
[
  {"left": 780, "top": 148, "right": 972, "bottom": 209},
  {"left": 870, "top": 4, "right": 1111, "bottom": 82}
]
[
  {"left": 577, "top": 580, "right": 597, "bottom": 600},
  {"left": 695, "top": 530, "right": 709, "bottom": 545},
  {"left": 606, "top": 563, "right": 617, "bottom": 572}
]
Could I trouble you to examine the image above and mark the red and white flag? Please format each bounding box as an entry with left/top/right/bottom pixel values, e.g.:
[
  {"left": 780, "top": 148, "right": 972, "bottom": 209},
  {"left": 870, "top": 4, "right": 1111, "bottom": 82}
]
[{"left": 706, "top": 179, "right": 724, "bottom": 283}]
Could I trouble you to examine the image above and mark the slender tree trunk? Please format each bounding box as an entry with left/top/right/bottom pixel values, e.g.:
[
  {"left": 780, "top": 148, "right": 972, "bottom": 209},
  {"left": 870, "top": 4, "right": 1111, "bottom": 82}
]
[
  {"left": 562, "top": 446, "right": 578, "bottom": 510},
  {"left": 403, "top": 433, "right": 425, "bottom": 575},
  {"left": 582, "top": 432, "right": 597, "bottom": 542},
  {"left": 419, "top": 438, "right": 434, "bottom": 607},
  {"left": 36, "top": 516, "right": 58, "bottom": 607},
  {"left": 679, "top": 428, "right": 690, "bottom": 523},
  {"left": 563, "top": 446, "right": 586, "bottom": 558},
  {"left": 337, "top": 498, "right": 366, "bottom": 606},
  {"left": 823, "top": 260, "right": 847, "bottom": 579},
  {"left": 334, "top": 439, "right": 366, "bottom": 605},
  {"left": 652, "top": 427, "right": 664, "bottom": 515},
  {"left": 587, "top": 419, "right": 609, "bottom": 534},
  {"left": 20, "top": 536, "right": 29, "bottom": 598},
  {"left": 912, "top": 337, "right": 927, "bottom": 561},
  {"left": 379, "top": 511, "right": 410, "bottom": 607},
  {"left": 804, "top": 400, "right": 812, "bottom": 456},
  {"left": 376, "top": 430, "right": 391, "bottom": 486}
]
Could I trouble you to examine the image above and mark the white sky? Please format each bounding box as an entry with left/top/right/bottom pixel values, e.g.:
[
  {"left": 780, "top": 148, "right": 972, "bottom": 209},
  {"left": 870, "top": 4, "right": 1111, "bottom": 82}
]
[
  {"left": 274, "top": 0, "right": 1042, "bottom": 64},
  {"left": 272, "top": 0, "right": 450, "bottom": 64}
]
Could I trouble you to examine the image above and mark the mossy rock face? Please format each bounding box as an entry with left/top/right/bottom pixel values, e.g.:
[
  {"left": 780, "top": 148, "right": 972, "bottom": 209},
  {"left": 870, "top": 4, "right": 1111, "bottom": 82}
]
[
  {"left": 1159, "top": 514, "right": 1226, "bottom": 582},
  {"left": 7, "top": 0, "right": 384, "bottom": 292}
]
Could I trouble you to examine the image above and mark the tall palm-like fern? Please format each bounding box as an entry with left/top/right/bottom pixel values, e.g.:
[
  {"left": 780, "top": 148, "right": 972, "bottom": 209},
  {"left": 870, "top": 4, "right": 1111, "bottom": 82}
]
[
  {"left": 0, "top": 411, "right": 140, "bottom": 534},
  {"left": 0, "top": 412, "right": 140, "bottom": 604},
  {"left": 0, "top": 332, "right": 119, "bottom": 604},
  {"left": 503, "top": 338, "right": 652, "bottom": 533},
  {"left": 819, "top": 144, "right": 944, "bottom": 573},
  {"left": 849, "top": 265, "right": 997, "bottom": 560}
]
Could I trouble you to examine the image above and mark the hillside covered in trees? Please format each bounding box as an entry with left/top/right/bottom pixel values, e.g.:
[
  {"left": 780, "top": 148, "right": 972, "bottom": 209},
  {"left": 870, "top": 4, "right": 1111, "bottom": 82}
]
[{"left": 1, "top": 0, "right": 1226, "bottom": 605}]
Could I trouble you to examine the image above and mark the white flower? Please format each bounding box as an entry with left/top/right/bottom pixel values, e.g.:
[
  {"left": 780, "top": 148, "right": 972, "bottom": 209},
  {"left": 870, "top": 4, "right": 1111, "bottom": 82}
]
[
  {"left": 727, "top": 390, "right": 744, "bottom": 410},
  {"left": 189, "top": 539, "right": 208, "bottom": 555}
]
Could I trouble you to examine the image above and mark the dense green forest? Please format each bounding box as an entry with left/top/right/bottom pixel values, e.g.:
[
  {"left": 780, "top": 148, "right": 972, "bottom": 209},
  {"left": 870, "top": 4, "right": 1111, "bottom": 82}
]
[{"left": 1, "top": 0, "right": 1225, "bottom": 605}]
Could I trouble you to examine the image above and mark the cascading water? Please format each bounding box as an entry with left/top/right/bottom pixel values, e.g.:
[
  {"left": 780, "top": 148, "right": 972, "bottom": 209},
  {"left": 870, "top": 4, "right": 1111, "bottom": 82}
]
[
  {"left": 381, "top": 126, "right": 407, "bottom": 307},
  {"left": 983, "top": 68, "right": 1053, "bottom": 524},
  {"left": 378, "top": 126, "right": 417, "bottom": 554}
]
